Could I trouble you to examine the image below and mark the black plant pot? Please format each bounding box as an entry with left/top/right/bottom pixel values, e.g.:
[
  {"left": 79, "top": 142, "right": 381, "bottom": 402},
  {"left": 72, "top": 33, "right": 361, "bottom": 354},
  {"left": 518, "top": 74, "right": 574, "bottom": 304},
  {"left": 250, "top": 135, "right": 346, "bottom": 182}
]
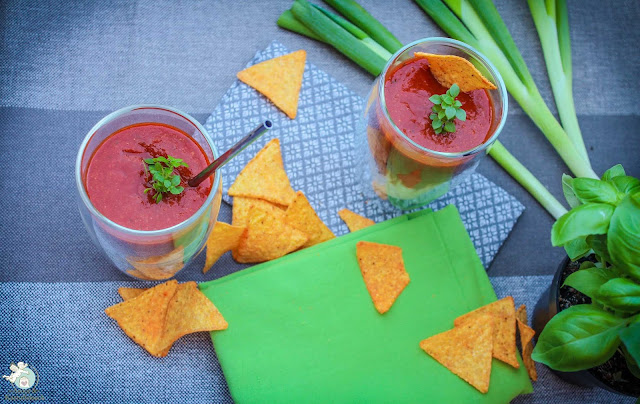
[{"left": 532, "top": 256, "right": 630, "bottom": 396}]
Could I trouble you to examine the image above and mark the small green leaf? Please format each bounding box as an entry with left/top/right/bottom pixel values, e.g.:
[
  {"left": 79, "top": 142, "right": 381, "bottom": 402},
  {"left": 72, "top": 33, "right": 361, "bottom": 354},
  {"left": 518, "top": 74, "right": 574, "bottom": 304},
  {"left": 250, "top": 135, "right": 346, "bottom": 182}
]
[
  {"left": 432, "top": 104, "right": 442, "bottom": 113},
  {"left": 453, "top": 100, "right": 462, "bottom": 108},
  {"left": 456, "top": 109, "right": 466, "bottom": 121},
  {"left": 438, "top": 110, "right": 445, "bottom": 119},
  {"left": 143, "top": 188, "right": 150, "bottom": 194},
  {"left": 586, "top": 234, "right": 611, "bottom": 264},
  {"left": 170, "top": 186, "right": 184, "bottom": 195},
  {"left": 435, "top": 127, "right": 442, "bottom": 134},
  {"left": 551, "top": 203, "right": 615, "bottom": 246},
  {"left": 429, "top": 95, "right": 441, "bottom": 104},
  {"left": 449, "top": 83, "right": 460, "bottom": 97},
  {"left": 610, "top": 176, "right": 640, "bottom": 195},
  {"left": 564, "top": 237, "right": 590, "bottom": 260},
  {"left": 444, "top": 121, "right": 456, "bottom": 132},
  {"left": 445, "top": 107, "right": 456, "bottom": 120},
  {"left": 602, "top": 164, "right": 625, "bottom": 181},
  {"left": 432, "top": 119, "right": 442, "bottom": 129},
  {"left": 144, "top": 158, "right": 155, "bottom": 164},
  {"left": 171, "top": 175, "right": 181, "bottom": 186},
  {"left": 563, "top": 266, "right": 615, "bottom": 299},
  {"left": 619, "top": 322, "right": 640, "bottom": 378},
  {"left": 429, "top": 113, "right": 437, "bottom": 120},
  {"left": 531, "top": 304, "right": 626, "bottom": 372},
  {"left": 442, "top": 95, "right": 453, "bottom": 105},
  {"left": 562, "top": 174, "right": 581, "bottom": 209},
  {"left": 164, "top": 180, "right": 171, "bottom": 188}
]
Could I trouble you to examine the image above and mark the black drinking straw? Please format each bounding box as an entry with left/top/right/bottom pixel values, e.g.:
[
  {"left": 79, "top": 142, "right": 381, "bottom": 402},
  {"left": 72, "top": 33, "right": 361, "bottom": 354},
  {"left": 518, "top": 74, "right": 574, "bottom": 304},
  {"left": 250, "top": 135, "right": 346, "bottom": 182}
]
[{"left": 188, "top": 120, "right": 273, "bottom": 187}]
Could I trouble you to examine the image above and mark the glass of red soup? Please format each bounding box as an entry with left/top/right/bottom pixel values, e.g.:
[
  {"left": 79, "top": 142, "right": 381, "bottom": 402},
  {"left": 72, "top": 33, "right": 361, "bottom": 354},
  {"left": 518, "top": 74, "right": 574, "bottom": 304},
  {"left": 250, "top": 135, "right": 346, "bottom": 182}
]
[
  {"left": 359, "top": 38, "right": 508, "bottom": 210},
  {"left": 75, "top": 105, "right": 222, "bottom": 280}
]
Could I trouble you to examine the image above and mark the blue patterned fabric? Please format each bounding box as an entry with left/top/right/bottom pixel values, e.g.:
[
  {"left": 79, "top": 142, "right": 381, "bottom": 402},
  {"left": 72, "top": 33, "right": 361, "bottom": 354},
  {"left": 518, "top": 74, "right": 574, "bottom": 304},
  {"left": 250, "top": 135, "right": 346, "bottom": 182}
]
[{"left": 206, "top": 41, "right": 524, "bottom": 268}]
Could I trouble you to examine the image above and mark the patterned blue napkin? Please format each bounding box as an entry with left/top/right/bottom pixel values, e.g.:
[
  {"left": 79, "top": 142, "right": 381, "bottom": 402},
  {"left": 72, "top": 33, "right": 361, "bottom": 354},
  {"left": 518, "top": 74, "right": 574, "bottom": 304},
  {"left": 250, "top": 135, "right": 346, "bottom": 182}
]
[{"left": 204, "top": 41, "right": 524, "bottom": 267}]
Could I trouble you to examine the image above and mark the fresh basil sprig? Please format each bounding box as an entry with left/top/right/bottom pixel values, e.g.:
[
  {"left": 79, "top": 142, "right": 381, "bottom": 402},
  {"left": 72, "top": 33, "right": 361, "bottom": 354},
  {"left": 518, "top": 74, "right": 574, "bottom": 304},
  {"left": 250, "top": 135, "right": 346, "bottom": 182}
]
[
  {"left": 429, "top": 83, "right": 466, "bottom": 134},
  {"left": 534, "top": 164, "right": 640, "bottom": 376},
  {"left": 143, "top": 156, "right": 189, "bottom": 203}
]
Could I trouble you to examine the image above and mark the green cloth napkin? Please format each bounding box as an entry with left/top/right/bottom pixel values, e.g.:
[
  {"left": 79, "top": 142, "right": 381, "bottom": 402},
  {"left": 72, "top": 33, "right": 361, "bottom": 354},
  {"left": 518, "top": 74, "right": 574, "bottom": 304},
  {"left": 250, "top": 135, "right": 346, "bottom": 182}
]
[{"left": 200, "top": 206, "right": 532, "bottom": 403}]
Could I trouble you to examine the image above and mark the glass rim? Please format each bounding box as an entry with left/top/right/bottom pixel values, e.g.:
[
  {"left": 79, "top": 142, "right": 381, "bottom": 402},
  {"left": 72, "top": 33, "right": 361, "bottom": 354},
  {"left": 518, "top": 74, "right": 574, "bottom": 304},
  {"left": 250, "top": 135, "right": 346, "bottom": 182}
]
[
  {"left": 75, "top": 104, "right": 222, "bottom": 237},
  {"left": 378, "top": 37, "right": 509, "bottom": 158}
]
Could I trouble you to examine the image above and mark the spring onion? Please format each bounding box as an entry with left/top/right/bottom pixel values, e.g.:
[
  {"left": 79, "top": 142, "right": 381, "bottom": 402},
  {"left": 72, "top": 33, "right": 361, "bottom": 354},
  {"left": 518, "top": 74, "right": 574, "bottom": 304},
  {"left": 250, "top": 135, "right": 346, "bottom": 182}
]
[
  {"left": 528, "top": 0, "right": 589, "bottom": 162},
  {"left": 414, "top": 0, "right": 596, "bottom": 180},
  {"left": 322, "top": 0, "right": 404, "bottom": 53},
  {"left": 277, "top": 9, "right": 325, "bottom": 43}
]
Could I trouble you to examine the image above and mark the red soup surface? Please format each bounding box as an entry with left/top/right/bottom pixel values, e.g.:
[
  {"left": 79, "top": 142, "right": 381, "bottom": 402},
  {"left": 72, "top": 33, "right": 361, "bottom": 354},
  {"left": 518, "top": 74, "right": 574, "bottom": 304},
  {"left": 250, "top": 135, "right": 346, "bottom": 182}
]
[
  {"left": 85, "top": 123, "right": 212, "bottom": 231},
  {"left": 384, "top": 57, "right": 494, "bottom": 153}
]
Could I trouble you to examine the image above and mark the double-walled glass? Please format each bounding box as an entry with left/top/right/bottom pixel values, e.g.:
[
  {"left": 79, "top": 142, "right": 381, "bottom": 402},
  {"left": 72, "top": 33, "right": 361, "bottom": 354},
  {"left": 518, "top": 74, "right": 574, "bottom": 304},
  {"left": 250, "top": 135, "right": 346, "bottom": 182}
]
[
  {"left": 75, "top": 105, "right": 222, "bottom": 280},
  {"left": 358, "top": 38, "right": 508, "bottom": 210}
]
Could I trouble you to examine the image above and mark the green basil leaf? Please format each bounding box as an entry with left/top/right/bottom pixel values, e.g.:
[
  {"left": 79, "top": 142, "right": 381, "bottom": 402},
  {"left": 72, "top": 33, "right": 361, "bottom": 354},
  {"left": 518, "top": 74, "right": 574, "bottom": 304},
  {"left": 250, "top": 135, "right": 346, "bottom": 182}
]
[
  {"left": 455, "top": 108, "right": 466, "bottom": 121},
  {"left": 601, "top": 164, "right": 625, "bottom": 181},
  {"left": 564, "top": 237, "right": 590, "bottom": 260},
  {"left": 585, "top": 234, "right": 611, "bottom": 264},
  {"left": 551, "top": 203, "right": 615, "bottom": 246},
  {"left": 144, "top": 158, "right": 155, "bottom": 164},
  {"left": 432, "top": 119, "right": 442, "bottom": 129},
  {"left": 170, "top": 186, "right": 184, "bottom": 195},
  {"left": 453, "top": 100, "right": 462, "bottom": 108},
  {"left": 449, "top": 83, "right": 460, "bottom": 97},
  {"left": 572, "top": 178, "right": 619, "bottom": 205},
  {"left": 621, "top": 343, "right": 640, "bottom": 379},
  {"left": 563, "top": 266, "right": 616, "bottom": 299},
  {"left": 429, "top": 95, "right": 441, "bottom": 104},
  {"left": 531, "top": 304, "right": 626, "bottom": 371},
  {"left": 611, "top": 176, "right": 640, "bottom": 196},
  {"left": 171, "top": 175, "right": 181, "bottom": 186},
  {"left": 562, "top": 174, "right": 581, "bottom": 209},
  {"left": 596, "top": 278, "right": 640, "bottom": 312},
  {"left": 619, "top": 321, "right": 640, "bottom": 379},
  {"left": 608, "top": 195, "right": 640, "bottom": 281},
  {"left": 444, "top": 121, "right": 456, "bottom": 132},
  {"left": 445, "top": 107, "right": 456, "bottom": 120}
]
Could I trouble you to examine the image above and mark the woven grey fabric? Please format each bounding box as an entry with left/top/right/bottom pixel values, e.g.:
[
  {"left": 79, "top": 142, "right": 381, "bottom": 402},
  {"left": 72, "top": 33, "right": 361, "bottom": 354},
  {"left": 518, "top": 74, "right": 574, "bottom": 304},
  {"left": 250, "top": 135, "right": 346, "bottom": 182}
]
[
  {"left": 0, "top": 277, "right": 631, "bottom": 403},
  {"left": 207, "top": 41, "right": 524, "bottom": 268}
]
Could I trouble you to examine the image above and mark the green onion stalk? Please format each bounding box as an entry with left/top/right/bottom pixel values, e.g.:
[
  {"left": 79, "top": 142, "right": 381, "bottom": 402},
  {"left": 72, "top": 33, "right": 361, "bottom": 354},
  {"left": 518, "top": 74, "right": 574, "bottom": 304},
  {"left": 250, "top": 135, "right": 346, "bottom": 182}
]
[
  {"left": 528, "top": 0, "right": 589, "bottom": 162},
  {"left": 277, "top": 0, "right": 572, "bottom": 218},
  {"left": 414, "top": 0, "right": 596, "bottom": 180}
]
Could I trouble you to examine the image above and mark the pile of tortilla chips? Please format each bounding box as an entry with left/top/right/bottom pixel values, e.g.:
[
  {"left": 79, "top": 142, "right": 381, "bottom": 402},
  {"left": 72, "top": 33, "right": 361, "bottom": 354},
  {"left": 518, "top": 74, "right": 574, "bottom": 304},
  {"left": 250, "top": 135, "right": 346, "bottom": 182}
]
[
  {"left": 420, "top": 296, "right": 537, "bottom": 393},
  {"left": 105, "top": 280, "right": 227, "bottom": 357},
  {"left": 201, "top": 138, "right": 336, "bottom": 271}
]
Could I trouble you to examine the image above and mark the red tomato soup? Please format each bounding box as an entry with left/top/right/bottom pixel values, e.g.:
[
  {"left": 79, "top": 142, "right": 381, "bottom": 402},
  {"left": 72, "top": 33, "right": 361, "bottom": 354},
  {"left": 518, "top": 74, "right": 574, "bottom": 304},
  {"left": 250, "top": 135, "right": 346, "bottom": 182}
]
[
  {"left": 85, "top": 123, "right": 212, "bottom": 231},
  {"left": 384, "top": 57, "right": 494, "bottom": 153}
]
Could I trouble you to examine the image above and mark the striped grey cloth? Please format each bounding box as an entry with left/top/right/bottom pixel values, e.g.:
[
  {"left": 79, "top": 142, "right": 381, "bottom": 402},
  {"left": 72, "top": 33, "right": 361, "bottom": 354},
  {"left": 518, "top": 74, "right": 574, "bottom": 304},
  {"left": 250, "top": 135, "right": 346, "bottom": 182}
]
[{"left": 1, "top": 0, "right": 638, "bottom": 403}]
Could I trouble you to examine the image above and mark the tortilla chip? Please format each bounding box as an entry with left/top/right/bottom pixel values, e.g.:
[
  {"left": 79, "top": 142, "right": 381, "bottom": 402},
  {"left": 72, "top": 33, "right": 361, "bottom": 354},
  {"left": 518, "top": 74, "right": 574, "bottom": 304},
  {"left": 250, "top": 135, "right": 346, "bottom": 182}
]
[
  {"left": 157, "top": 282, "right": 228, "bottom": 355},
  {"left": 118, "top": 287, "right": 147, "bottom": 301},
  {"left": 516, "top": 304, "right": 527, "bottom": 324},
  {"left": 203, "top": 222, "right": 246, "bottom": 274},
  {"left": 414, "top": 52, "right": 497, "bottom": 92},
  {"left": 420, "top": 314, "right": 495, "bottom": 393},
  {"left": 228, "top": 139, "right": 296, "bottom": 206},
  {"left": 237, "top": 50, "right": 306, "bottom": 119},
  {"left": 338, "top": 209, "right": 375, "bottom": 232},
  {"left": 232, "top": 196, "right": 286, "bottom": 227},
  {"left": 284, "top": 191, "right": 335, "bottom": 248},
  {"left": 356, "top": 241, "right": 410, "bottom": 314},
  {"left": 454, "top": 296, "right": 519, "bottom": 368},
  {"left": 105, "top": 280, "right": 178, "bottom": 357},
  {"left": 517, "top": 319, "right": 538, "bottom": 381},
  {"left": 127, "top": 246, "right": 185, "bottom": 280},
  {"left": 233, "top": 205, "right": 308, "bottom": 263}
]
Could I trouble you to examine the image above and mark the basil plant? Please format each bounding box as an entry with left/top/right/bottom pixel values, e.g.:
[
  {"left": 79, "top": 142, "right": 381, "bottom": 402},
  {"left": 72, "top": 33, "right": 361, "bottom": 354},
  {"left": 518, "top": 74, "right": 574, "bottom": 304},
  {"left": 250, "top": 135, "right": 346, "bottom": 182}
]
[{"left": 532, "top": 165, "right": 640, "bottom": 376}]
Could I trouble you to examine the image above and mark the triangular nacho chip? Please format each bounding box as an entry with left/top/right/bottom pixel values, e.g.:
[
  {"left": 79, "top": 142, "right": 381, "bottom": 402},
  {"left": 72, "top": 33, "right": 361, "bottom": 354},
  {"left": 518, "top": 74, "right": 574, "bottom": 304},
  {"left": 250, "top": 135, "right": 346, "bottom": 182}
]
[
  {"left": 517, "top": 319, "right": 538, "bottom": 381},
  {"left": 338, "top": 209, "right": 375, "bottom": 232},
  {"left": 454, "top": 296, "right": 519, "bottom": 368},
  {"left": 232, "top": 196, "right": 286, "bottom": 226},
  {"left": 228, "top": 139, "right": 296, "bottom": 206},
  {"left": 118, "top": 287, "right": 147, "bottom": 301},
  {"left": 285, "top": 191, "right": 335, "bottom": 248},
  {"left": 157, "top": 282, "right": 228, "bottom": 355},
  {"left": 356, "top": 241, "right": 410, "bottom": 314},
  {"left": 415, "top": 52, "right": 497, "bottom": 92},
  {"left": 237, "top": 50, "right": 306, "bottom": 119},
  {"left": 105, "top": 280, "right": 178, "bottom": 357},
  {"left": 203, "top": 222, "right": 246, "bottom": 274},
  {"left": 420, "top": 314, "right": 495, "bottom": 393},
  {"left": 233, "top": 205, "right": 308, "bottom": 263},
  {"left": 516, "top": 304, "right": 527, "bottom": 324}
]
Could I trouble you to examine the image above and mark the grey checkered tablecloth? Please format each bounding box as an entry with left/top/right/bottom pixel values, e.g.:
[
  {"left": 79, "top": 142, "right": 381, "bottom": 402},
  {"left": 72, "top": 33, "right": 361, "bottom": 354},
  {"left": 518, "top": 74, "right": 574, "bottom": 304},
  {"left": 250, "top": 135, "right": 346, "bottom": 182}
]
[{"left": 1, "top": 0, "right": 638, "bottom": 403}]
